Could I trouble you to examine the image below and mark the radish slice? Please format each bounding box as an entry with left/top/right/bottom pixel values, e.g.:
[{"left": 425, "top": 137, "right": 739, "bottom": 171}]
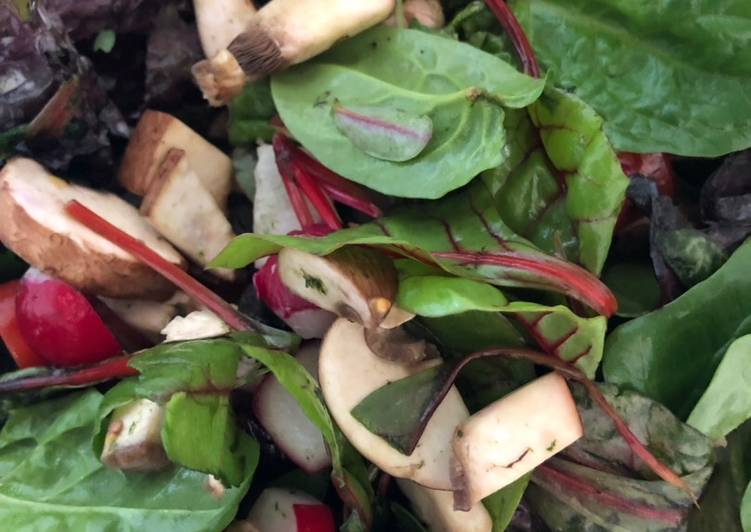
[
  {"left": 319, "top": 318, "right": 469, "bottom": 490},
  {"left": 0, "top": 158, "right": 184, "bottom": 300},
  {"left": 252, "top": 343, "right": 331, "bottom": 473},
  {"left": 247, "top": 487, "right": 335, "bottom": 532},
  {"left": 16, "top": 269, "right": 122, "bottom": 367},
  {"left": 253, "top": 256, "right": 335, "bottom": 339}
]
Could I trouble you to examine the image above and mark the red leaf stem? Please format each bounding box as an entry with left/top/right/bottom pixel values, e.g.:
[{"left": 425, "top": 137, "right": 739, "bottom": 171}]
[
  {"left": 0, "top": 355, "right": 137, "bottom": 394},
  {"left": 293, "top": 166, "right": 342, "bottom": 231},
  {"left": 273, "top": 136, "right": 316, "bottom": 230},
  {"left": 433, "top": 251, "right": 617, "bottom": 317},
  {"left": 64, "top": 201, "right": 253, "bottom": 332},
  {"left": 484, "top": 0, "right": 540, "bottom": 77}
]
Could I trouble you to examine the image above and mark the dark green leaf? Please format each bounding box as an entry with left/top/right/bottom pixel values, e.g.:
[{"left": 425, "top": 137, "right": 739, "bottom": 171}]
[
  {"left": 332, "top": 103, "right": 433, "bottom": 162},
  {"left": 228, "top": 80, "right": 276, "bottom": 145},
  {"left": 483, "top": 474, "right": 530, "bottom": 532},
  {"left": 484, "top": 88, "right": 629, "bottom": 275},
  {"left": 687, "top": 335, "right": 751, "bottom": 439},
  {"left": 603, "top": 239, "right": 751, "bottom": 417},
  {"left": 512, "top": 0, "right": 751, "bottom": 157},
  {"left": 271, "top": 26, "right": 544, "bottom": 198},
  {"left": 0, "top": 390, "right": 254, "bottom": 531},
  {"left": 660, "top": 229, "right": 728, "bottom": 287},
  {"left": 742, "top": 483, "right": 751, "bottom": 531},
  {"left": 602, "top": 261, "right": 660, "bottom": 318},
  {"left": 212, "top": 180, "right": 617, "bottom": 317}
]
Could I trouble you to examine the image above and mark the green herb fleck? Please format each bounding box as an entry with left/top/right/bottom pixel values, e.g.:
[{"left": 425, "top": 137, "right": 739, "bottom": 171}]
[
  {"left": 302, "top": 271, "right": 327, "bottom": 295},
  {"left": 93, "top": 30, "right": 116, "bottom": 53},
  {"left": 546, "top": 439, "right": 557, "bottom": 452}
]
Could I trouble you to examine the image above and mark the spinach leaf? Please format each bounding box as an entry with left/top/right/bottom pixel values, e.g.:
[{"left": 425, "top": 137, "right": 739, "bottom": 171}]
[
  {"left": 228, "top": 79, "right": 276, "bottom": 145},
  {"left": 688, "top": 422, "right": 751, "bottom": 532},
  {"left": 96, "top": 338, "right": 262, "bottom": 487},
  {"left": 483, "top": 474, "right": 530, "bottom": 532},
  {"left": 0, "top": 390, "right": 254, "bottom": 532},
  {"left": 528, "top": 383, "right": 714, "bottom": 532},
  {"left": 743, "top": 484, "right": 751, "bottom": 532},
  {"left": 483, "top": 88, "right": 628, "bottom": 275},
  {"left": 687, "top": 335, "right": 751, "bottom": 439},
  {"left": 603, "top": 239, "right": 751, "bottom": 417},
  {"left": 511, "top": 0, "right": 751, "bottom": 156},
  {"left": 396, "top": 273, "right": 607, "bottom": 377},
  {"left": 271, "top": 26, "right": 544, "bottom": 199},
  {"left": 602, "top": 261, "right": 660, "bottom": 318},
  {"left": 241, "top": 345, "right": 374, "bottom": 526},
  {"left": 213, "top": 180, "right": 617, "bottom": 317}
]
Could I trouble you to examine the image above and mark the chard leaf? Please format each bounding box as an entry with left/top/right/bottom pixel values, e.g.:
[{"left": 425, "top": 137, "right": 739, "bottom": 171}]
[
  {"left": 271, "top": 26, "right": 545, "bottom": 199},
  {"left": 332, "top": 103, "right": 432, "bottom": 162},
  {"left": 228, "top": 80, "right": 276, "bottom": 145},
  {"left": 483, "top": 474, "right": 530, "bottom": 532},
  {"left": 213, "top": 180, "right": 617, "bottom": 317},
  {"left": 96, "top": 338, "right": 262, "bottom": 487},
  {"left": 687, "top": 335, "right": 751, "bottom": 439},
  {"left": 602, "top": 261, "right": 660, "bottom": 318},
  {"left": 396, "top": 273, "right": 606, "bottom": 377},
  {"left": 511, "top": 0, "right": 751, "bottom": 157},
  {"left": 603, "top": 239, "right": 751, "bottom": 417},
  {"left": 0, "top": 391, "right": 254, "bottom": 531},
  {"left": 743, "top": 483, "right": 751, "bottom": 532},
  {"left": 528, "top": 383, "right": 714, "bottom": 532},
  {"left": 483, "top": 88, "right": 628, "bottom": 275},
  {"left": 240, "top": 345, "right": 374, "bottom": 526}
]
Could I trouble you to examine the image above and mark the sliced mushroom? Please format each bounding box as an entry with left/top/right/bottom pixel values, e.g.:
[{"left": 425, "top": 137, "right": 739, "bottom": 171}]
[
  {"left": 452, "top": 373, "right": 583, "bottom": 509},
  {"left": 101, "top": 399, "right": 171, "bottom": 472},
  {"left": 118, "top": 110, "right": 233, "bottom": 209},
  {"left": 397, "top": 479, "right": 492, "bottom": 532},
  {"left": 363, "top": 325, "right": 438, "bottom": 364},
  {"left": 0, "top": 158, "right": 184, "bottom": 300},
  {"left": 193, "top": 0, "right": 257, "bottom": 59},
  {"left": 161, "top": 310, "right": 231, "bottom": 342},
  {"left": 141, "top": 148, "right": 236, "bottom": 280},
  {"left": 277, "top": 247, "right": 397, "bottom": 329},
  {"left": 319, "top": 318, "right": 468, "bottom": 490}
]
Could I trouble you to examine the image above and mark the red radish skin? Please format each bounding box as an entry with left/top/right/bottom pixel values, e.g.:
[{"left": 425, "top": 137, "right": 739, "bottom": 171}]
[
  {"left": 248, "top": 488, "right": 334, "bottom": 532},
  {"left": 15, "top": 269, "right": 122, "bottom": 367},
  {"left": 0, "top": 280, "right": 47, "bottom": 368},
  {"left": 293, "top": 504, "right": 336, "bottom": 532}
]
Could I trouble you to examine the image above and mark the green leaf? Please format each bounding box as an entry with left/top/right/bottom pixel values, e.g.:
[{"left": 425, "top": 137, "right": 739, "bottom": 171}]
[
  {"left": 97, "top": 338, "right": 263, "bottom": 486},
  {"left": 483, "top": 474, "right": 530, "bottom": 532},
  {"left": 602, "top": 261, "right": 660, "bottom": 318},
  {"left": 529, "top": 383, "right": 715, "bottom": 531},
  {"left": 512, "top": 0, "right": 751, "bottom": 156},
  {"left": 742, "top": 482, "right": 751, "bottom": 532},
  {"left": 213, "top": 180, "right": 617, "bottom": 317},
  {"left": 93, "top": 30, "right": 116, "bottom": 53},
  {"left": 228, "top": 79, "right": 276, "bottom": 145},
  {"left": 332, "top": 103, "right": 433, "bottom": 162},
  {"left": 396, "top": 273, "right": 607, "bottom": 377},
  {"left": 687, "top": 335, "right": 751, "bottom": 439},
  {"left": 660, "top": 228, "right": 728, "bottom": 287},
  {"left": 483, "top": 88, "right": 628, "bottom": 275},
  {"left": 0, "top": 391, "right": 254, "bottom": 532},
  {"left": 240, "top": 345, "right": 374, "bottom": 525},
  {"left": 603, "top": 239, "right": 751, "bottom": 417},
  {"left": 271, "top": 26, "right": 545, "bottom": 199}
]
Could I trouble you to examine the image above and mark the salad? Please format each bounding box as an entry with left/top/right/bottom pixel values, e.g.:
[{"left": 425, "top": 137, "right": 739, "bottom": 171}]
[{"left": 0, "top": 0, "right": 750, "bottom": 530}]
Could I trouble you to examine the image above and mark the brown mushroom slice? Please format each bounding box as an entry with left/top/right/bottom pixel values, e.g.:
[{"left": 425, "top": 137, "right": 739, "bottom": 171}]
[
  {"left": 141, "top": 149, "right": 236, "bottom": 280},
  {"left": 101, "top": 398, "right": 171, "bottom": 472},
  {"left": 193, "top": 0, "right": 257, "bottom": 59},
  {"left": 277, "top": 246, "right": 397, "bottom": 329},
  {"left": 118, "top": 110, "right": 233, "bottom": 209},
  {"left": 397, "top": 479, "right": 492, "bottom": 532},
  {"left": 452, "top": 373, "right": 583, "bottom": 509},
  {"left": 0, "top": 158, "right": 184, "bottom": 300},
  {"left": 319, "top": 318, "right": 468, "bottom": 490}
]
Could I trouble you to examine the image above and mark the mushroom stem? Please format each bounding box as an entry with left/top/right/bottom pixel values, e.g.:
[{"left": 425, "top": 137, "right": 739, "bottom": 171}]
[{"left": 65, "top": 201, "right": 252, "bottom": 332}]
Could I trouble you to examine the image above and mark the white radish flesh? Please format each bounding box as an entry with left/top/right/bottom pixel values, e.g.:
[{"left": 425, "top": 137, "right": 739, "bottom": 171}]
[
  {"left": 253, "top": 144, "right": 303, "bottom": 239},
  {"left": 397, "top": 479, "right": 492, "bottom": 532},
  {"left": 247, "top": 488, "right": 334, "bottom": 532},
  {"left": 452, "top": 373, "right": 583, "bottom": 507},
  {"left": 253, "top": 343, "right": 331, "bottom": 473},
  {"left": 319, "top": 318, "right": 468, "bottom": 490}
]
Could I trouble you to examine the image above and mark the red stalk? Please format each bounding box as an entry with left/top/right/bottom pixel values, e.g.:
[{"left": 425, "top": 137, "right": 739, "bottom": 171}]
[
  {"left": 535, "top": 463, "right": 687, "bottom": 525},
  {"left": 273, "top": 135, "right": 316, "bottom": 229},
  {"left": 276, "top": 134, "right": 383, "bottom": 218},
  {"left": 484, "top": 0, "right": 540, "bottom": 78},
  {"left": 433, "top": 251, "right": 617, "bottom": 317},
  {"left": 0, "top": 355, "right": 137, "bottom": 394},
  {"left": 64, "top": 201, "right": 253, "bottom": 332},
  {"left": 293, "top": 166, "right": 342, "bottom": 231}
]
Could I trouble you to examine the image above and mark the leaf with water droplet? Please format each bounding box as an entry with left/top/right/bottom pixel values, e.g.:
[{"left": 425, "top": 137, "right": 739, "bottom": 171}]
[{"left": 332, "top": 103, "right": 433, "bottom": 162}]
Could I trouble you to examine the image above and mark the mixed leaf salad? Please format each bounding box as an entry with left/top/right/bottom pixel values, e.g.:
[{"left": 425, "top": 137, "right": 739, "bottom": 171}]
[{"left": 1, "top": 0, "right": 751, "bottom": 530}]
